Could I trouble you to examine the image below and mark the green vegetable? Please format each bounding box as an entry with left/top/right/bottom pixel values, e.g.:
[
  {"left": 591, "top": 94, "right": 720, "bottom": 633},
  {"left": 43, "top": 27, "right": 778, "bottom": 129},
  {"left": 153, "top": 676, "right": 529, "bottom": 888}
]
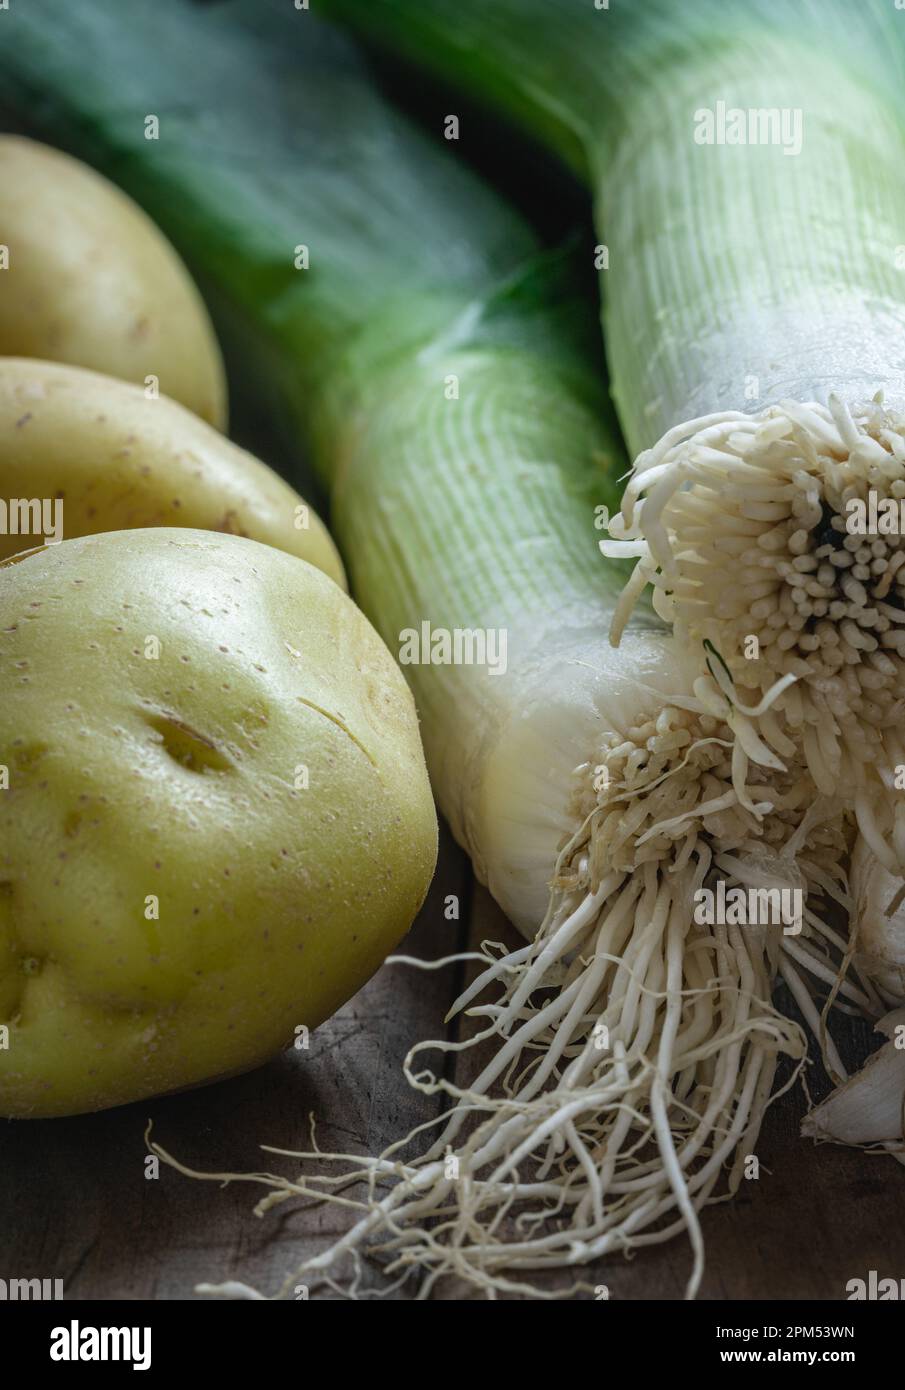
[
  {"left": 0, "top": 0, "right": 852, "bottom": 1295},
  {"left": 322, "top": 0, "right": 905, "bottom": 869}
]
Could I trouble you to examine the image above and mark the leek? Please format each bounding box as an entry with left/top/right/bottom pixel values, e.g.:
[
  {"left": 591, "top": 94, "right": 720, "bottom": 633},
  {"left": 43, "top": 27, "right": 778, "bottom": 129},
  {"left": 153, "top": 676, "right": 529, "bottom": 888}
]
[
  {"left": 322, "top": 0, "right": 905, "bottom": 869},
  {"left": 325, "top": 0, "right": 905, "bottom": 1165},
  {"left": 0, "top": 0, "right": 858, "bottom": 1295}
]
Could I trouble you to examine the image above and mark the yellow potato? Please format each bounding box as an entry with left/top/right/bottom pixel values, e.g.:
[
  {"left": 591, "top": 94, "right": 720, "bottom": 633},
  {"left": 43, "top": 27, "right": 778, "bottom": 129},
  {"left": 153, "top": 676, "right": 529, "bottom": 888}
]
[
  {"left": 0, "top": 358, "right": 346, "bottom": 587},
  {"left": 0, "top": 529, "right": 437, "bottom": 1116},
  {"left": 0, "top": 136, "right": 227, "bottom": 428}
]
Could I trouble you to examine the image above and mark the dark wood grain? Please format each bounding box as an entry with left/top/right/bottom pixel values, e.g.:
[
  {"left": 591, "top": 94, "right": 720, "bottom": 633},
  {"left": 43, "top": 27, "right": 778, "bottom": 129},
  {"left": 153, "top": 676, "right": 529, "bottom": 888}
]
[{"left": 1, "top": 826, "right": 901, "bottom": 1301}]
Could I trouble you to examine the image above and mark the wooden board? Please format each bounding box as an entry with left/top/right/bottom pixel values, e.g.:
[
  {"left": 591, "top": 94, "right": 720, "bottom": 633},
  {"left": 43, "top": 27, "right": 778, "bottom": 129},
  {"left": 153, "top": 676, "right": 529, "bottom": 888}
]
[{"left": 0, "top": 823, "right": 899, "bottom": 1301}]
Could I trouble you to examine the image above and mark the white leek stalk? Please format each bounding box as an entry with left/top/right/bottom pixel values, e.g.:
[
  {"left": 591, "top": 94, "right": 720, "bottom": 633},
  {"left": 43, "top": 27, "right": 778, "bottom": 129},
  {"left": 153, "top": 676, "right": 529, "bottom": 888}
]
[{"left": 595, "top": 25, "right": 905, "bottom": 868}]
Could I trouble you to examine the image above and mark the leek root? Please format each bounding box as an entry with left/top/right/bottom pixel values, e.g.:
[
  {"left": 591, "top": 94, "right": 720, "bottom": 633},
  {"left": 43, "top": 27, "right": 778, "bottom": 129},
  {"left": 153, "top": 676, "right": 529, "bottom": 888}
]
[{"left": 605, "top": 397, "right": 905, "bottom": 874}]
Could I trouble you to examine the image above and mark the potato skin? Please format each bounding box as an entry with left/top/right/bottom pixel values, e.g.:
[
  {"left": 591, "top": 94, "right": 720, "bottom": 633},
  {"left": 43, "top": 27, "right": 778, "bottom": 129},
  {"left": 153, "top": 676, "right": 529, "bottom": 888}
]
[
  {"left": 0, "top": 358, "right": 346, "bottom": 587},
  {"left": 0, "top": 529, "right": 437, "bottom": 1116},
  {"left": 0, "top": 136, "right": 227, "bottom": 428}
]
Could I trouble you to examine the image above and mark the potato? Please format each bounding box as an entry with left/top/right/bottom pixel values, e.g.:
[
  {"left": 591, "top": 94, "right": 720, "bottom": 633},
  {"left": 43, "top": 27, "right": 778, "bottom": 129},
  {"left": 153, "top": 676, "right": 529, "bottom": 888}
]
[
  {"left": 0, "top": 358, "right": 346, "bottom": 587},
  {"left": 0, "top": 529, "right": 437, "bottom": 1116},
  {"left": 0, "top": 136, "right": 227, "bottom": 428}
]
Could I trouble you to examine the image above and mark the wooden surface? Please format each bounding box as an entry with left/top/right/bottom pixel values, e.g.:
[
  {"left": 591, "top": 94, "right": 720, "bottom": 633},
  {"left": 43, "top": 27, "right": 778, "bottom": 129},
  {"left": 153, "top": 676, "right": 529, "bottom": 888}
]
[{"left": 0, "top": 821, "right": 900, "bottom": 1302}]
